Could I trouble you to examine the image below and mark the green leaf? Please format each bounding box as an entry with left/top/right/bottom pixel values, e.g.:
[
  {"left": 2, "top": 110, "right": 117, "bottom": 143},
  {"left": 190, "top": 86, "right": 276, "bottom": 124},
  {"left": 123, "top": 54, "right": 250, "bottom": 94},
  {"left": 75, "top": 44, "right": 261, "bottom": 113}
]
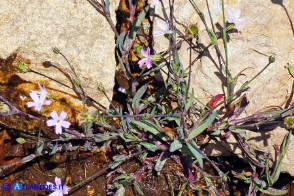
[
  {"left": 116, "top": 31, "right": 127, "bottom": 54},
  {"left": 35, "top": 142, "right": 44, "bottom": 156},
  {"left": 130, "top": 6, "right": 149, "bottom": 40},
  {"left": 133, "top": 181, "right": 144, "bottom": 195},
  {"left": 120, "top": 133, "right": 140, "bottom": 142},
  {"left": 260, "top": 187, "right": 288, "bottom": 195},
  {"left": 186, "top": 142, "right": 203, "bottom": 168},
  {"left": 132, "top": 84, "right": 148, "bottom": 112},
  {"left": 287, "top": 63, "right": 294, "bottom": 78},
  {"left": 16, "top": 138, "right": 26, "bottom": 144},
  {"left": 141, "top": 142, "right": 159, "bottom": 152},
  {"left": 132, "top": 120, "right": 167, "bottom": 141},
  {"left": 169, "top": 140, "right": 183, "bottom": 152},
  {"left": 155, "top": 152, "right": 168, "bottom": 172},
  {"left": 188, "top": 111, "right": 217, "bottom": 140},
  {"left": 185, "top": 89, "right": 194, "bottom": 112},
  {"left": 105, "top": 0, "right": 110, "bottom": 12},
  {"left": 49, "top": 144, "right": 58, "bottom": 155},
  {"left": 115, "top": 186, "right": 126, "bottom": 196},
  {"left": 207, "top": 29, "right": 218, "bottom": 45}
]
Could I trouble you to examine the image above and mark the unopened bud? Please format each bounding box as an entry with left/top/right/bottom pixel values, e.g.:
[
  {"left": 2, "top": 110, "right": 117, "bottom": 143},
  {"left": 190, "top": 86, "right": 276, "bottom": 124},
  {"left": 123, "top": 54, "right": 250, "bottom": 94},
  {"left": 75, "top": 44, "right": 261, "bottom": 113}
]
[
  {"left": 151, "top": 54, "right": 161, "bottom": 62},
  {"left": 73, "top": 77, "right": 81, "bottom": 86},
  {"left": 97, "top": 83, "right": 105, "bottom": 92},
  {"left": 16, "top": 62, "right": 29, "bottom": 73},
  {"left": 225, "top": 23, "right": 235, "bottom": 31},
  {"left": 52, "top": 47, "right": 61, "bottom": 54},
  {"left": 186, "top": 24, "right": 199, "bottom": 38},
  {"left": 269, "top": 55, "right": 275, "bottom": 64}
]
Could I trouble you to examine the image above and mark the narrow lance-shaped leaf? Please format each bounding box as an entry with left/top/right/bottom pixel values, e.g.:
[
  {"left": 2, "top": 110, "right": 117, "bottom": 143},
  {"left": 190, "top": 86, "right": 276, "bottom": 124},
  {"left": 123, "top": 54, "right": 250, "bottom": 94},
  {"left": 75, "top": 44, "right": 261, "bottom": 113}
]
[
  {"left": 132, "top": 84, "right": 148, "bottom": 112},
  {"left": 185, "top": 89, "right": 195, "bottom": 112},
  {"left": 169, "top": 139, "right": 183, "bottom": 152},
  {"left": 130, "top": 6, "right": 149, "bottom": 40},
  {"left": 186, "top": 142, "right": 203, "bottom": 168},
  {"left": 188, "top": 111, "right": 217, "bottom": 140},
  {"left": 132, "top": 120, "right": 167, "bottom": 141}
]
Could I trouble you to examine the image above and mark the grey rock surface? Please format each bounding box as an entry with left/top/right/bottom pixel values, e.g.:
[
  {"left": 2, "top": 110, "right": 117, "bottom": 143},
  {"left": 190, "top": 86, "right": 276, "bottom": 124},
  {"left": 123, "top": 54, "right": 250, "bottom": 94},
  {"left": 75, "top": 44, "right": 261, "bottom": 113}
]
[{"left": 0, "top": 0, "right": 119, "bottom": 109}]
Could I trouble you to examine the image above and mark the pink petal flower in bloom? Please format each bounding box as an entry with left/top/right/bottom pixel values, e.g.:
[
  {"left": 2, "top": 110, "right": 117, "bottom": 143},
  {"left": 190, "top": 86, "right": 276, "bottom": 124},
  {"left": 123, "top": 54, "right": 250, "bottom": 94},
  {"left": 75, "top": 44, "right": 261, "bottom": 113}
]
[
  {"left": 46, "top": 176, "right": 69, "bottom": 196},
  {"left": 153, "top": 20, "right": 173, "bottom": 37},
  {"left": 47, "top": 111, "right": 71, "bottom": 134},
  {"left": 226, "top": 8, "right": 247, "bottom": 31},
  {"left": 138, "top": 47, "right": 152, "bottom": 69},
  {"left": 26, "top": 83, "right": 51, "bottom": 112}
]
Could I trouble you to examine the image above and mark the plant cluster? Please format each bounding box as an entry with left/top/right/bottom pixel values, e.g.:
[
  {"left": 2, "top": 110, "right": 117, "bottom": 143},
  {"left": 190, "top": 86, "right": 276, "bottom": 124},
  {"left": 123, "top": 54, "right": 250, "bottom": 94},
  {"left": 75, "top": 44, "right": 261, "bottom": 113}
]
[{"left": 1, "top": 0, "right": 294, "bottom": 195}]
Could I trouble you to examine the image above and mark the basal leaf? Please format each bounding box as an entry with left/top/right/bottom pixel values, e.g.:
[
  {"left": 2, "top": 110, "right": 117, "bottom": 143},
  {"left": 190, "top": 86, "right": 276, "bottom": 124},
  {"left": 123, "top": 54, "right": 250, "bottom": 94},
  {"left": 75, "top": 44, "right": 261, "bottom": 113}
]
[
  {"left": 186, "top": 142, "right": 203, "bottom": 168},
  {"left": 132, "top": 84, "right": 148, "bottom": 112},
  {"left": 169, "top": 139, "right": 183, "bottom": 152},
  {"left": 188, "top": 111, "right": 217, "bottom": 140},
  {"left": 132, "top": 120, "right": 167, "bottom": 141}
]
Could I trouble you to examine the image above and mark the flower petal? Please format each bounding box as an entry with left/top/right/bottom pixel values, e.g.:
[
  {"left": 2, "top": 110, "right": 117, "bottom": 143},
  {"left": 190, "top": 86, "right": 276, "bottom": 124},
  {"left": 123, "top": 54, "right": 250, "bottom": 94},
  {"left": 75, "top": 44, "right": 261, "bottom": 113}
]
[
  {"left": 146, "top": 58, "right": 152, "bottom": 69},
  {"left": 138, "top": 58, "right": 147, "bottom": 68},
  {"left": 153, "top": 30, "right": 165, "bottom": 37},
  {"left": 50, "top": 111, "right": 59, "bottom": 120},
  {"left": 233, "top": 9, "right": 241, "bottom": 19},
  {"left": 46, "top": 182, "right": 54, "bottom": 186},
  {"left": 49, "top": 191, "right": 61, "bottom": 196},
  {"left": 46, "top": 119, "right": 56, "bottom": 127},
  {"left": 55, "top": 124, "right": 62, "bottom": 134},
  {"left": 63, "top": 186, "right": 69, "bottom": 194},
  {"left": 146, "top": 47, "right": 151, "bottom": 57},
  {"left": 43, "top": 100, "right": 52, "bottom": 106},
  {"left": 141, "top": 48, "right": 148, "bottom": 57},
  {"left": 59, "top": 111, "right": 68, "bottom": 120},
  {"left": 27, "top": 101, "right": 37, "bottom": 108},
  {"left": 29, "top": 91, "right": 40, "bottom": 103},
  {"left": 34, "top": 105, "right": 42, "bottom": 112},
  {"left": 61, "top": 121, "right": 71, "bottom": 128},
  {"left": 55, "top": 177, "right": 62, "bottom": 186},
  {"left": 156, "top": 20, "right": 168, "bottom": 31}
]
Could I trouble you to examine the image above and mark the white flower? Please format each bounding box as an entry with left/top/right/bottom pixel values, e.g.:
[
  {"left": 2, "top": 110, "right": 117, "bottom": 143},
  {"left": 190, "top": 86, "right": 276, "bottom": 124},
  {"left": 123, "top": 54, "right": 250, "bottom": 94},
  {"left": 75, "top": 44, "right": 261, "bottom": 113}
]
[
  {"left": 46, "top": 111, "right": 71, "bottom": 134},
  {"left": 226, "top": 8, "right": 247, "bottom": 31},
  {"left": 118, "top": 87, "right": 126, "bottom": 93},
  {"left": 26, "top": 83, "right": 51, "bottom": 112},
  {"left": 46, "top": 177, "right": 69, "bottom": 196},
  {"left": 153, "top": 20, "right": 173, "bottom": 37}
]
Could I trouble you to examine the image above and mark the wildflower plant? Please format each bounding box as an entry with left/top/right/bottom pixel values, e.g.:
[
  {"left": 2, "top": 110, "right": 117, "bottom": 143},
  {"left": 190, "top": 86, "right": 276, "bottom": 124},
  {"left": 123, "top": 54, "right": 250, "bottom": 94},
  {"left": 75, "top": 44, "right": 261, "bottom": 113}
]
[{"left": 0, "top": 0, "right": 293, "bottom": 195}]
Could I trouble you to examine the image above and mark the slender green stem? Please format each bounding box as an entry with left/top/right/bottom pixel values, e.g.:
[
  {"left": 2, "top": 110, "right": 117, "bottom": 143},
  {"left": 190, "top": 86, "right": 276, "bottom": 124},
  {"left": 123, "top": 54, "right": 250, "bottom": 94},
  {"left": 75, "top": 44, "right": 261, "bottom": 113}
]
[{"left": 221, "top": 0, "right": 230, "bottom": 104}]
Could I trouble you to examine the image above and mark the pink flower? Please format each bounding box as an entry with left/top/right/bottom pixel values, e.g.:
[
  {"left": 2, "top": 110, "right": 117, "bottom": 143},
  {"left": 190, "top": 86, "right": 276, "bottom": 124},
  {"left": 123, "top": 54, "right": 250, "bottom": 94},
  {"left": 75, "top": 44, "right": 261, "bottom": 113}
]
[
  {"left": 46, "top": 176, "right": 69, "bottom": 196},
  {"left": 226, "top": 8, "right": 247, "bottom": 31},
  {"left": 153, "top": 20, "right": 173, "bottom": 37},
  {"left": 26, "top": 83, "right": 51, "bottom": 112},
  {"left": 46, "top": 111, "right": 71, "bottom": 134},
  {"left": 138, "top": 47, "right": 152, "bottom": 69}
]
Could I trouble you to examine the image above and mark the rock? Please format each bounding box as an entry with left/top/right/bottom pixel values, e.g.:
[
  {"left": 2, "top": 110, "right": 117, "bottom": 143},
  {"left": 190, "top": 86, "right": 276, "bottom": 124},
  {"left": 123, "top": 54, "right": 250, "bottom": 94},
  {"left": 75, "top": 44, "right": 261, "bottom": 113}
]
[
  {"left": 0, "top": 0, "right": 119, "bottom": 109},
  {"left": 153, "top": 0, "right": 294, "bottom": 175}
]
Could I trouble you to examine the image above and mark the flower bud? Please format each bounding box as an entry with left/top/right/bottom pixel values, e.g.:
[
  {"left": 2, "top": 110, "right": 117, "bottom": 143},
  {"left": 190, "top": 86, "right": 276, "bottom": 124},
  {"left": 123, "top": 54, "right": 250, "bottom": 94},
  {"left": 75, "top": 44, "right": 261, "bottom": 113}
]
[
  {"left": 73, "top": 77, "right": 81, "bottom": 86},
  {"left": 16, "top": 62, "right": 29, "bottom": 73},
  {"left": 225, "top": 23, "right": 235, "bottom": 31},
  {"left": 151, "top": 54, "right": 161, "bottom": 62},
  {"left": 52, "top": 47, "right": 61, "bottom": 54},
  {"left": 269, "top": 55, "right": 275, "bottom": 64},
  {"left": 16, "top": 138, "right": 26, "bottom": 144},
  {"left": 186, "top": 24, "right": 199, "bottom": 38},
  {"left": 97, "top": 82, "right": 105, "bottom": 92},
  {"left": 284, "top": 116, "right": 294, "bottom": 129}
]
